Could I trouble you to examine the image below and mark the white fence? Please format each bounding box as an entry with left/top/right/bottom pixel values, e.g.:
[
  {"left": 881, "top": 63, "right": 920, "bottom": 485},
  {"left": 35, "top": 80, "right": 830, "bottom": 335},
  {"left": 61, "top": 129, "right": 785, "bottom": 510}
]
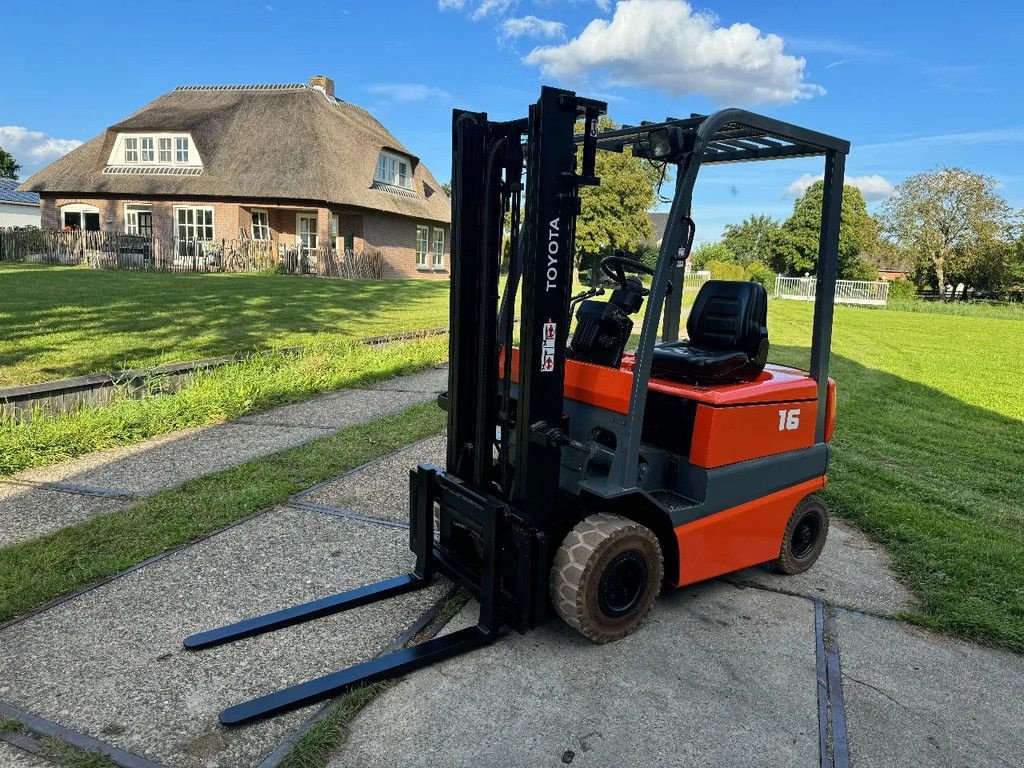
[
  {"left": 775, "top": 275, "right": 889, "bottom": 306},
  {"left": 684, "top": 269, "right": 711, "bottom": 291}
]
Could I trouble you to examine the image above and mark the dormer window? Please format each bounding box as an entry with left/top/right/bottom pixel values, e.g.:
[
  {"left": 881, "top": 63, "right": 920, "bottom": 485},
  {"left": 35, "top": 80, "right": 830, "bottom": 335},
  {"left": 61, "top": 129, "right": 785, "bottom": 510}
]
[
  {"left": 112, "top": 133, "right": 199, "bottom": 167},
  {"left": 375, "top": 150, "right": 412, "bottom": 190}
]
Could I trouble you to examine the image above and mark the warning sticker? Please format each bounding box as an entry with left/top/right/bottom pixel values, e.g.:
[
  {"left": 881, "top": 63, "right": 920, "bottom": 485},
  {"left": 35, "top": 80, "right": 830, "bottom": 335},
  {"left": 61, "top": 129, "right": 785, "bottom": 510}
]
[{"left": 541, "top": 321, "right": 557, "bottom": 372}]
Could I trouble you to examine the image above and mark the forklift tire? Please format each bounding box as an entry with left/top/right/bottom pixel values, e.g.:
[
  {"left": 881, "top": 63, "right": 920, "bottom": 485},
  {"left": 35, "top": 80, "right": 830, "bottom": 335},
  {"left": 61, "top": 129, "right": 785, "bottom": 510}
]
[
  {"left": 775, "top": 495, "right": 830, "bottom": 575},
  {"left": 551, "top": 513, "right": 664, "bottom": 644}
]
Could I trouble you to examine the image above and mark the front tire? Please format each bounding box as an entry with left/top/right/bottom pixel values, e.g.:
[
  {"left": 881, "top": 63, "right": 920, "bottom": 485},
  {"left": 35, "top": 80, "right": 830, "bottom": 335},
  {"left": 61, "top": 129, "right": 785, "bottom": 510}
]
[
  {"left": 551, "top": 513, "right": 663, "bottom": 643},
  {"left": 775, "top": 495, "right": 830, "bottom": 575}
]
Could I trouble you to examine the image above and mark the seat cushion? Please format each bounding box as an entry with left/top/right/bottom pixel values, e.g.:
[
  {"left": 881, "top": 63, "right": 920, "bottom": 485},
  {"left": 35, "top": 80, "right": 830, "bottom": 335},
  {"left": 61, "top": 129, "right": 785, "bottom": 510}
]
[{"left": 651, "top": 340, "right": 754, "bottom": 383}]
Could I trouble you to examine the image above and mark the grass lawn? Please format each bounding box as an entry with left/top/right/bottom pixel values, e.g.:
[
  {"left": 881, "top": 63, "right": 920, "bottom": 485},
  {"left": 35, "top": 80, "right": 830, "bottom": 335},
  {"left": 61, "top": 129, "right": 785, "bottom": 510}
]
[
  {"left": 767, "top": 300, "right": 1024, "bottom": 650},
  {"left": 0, "top": 263, "right": 450, "bottom": 386}
]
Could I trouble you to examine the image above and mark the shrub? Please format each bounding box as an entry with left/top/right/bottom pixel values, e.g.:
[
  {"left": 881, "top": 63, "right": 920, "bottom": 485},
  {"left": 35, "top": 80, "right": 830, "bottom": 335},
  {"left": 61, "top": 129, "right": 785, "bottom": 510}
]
[
  {"left": 706, "top": 260, "right": 745, "bottom": 281},
  {"left": 744, "top": 261, "right": 775, "bottom": 289},
  {"left": 886, "top": 278, "right": 917, "bottom": 301},
  {"left": 843, "top": 257, "right": 880, "bottom": 281},
  {"left": 690, "top": 242, "right": 735, "bottom": 270}
]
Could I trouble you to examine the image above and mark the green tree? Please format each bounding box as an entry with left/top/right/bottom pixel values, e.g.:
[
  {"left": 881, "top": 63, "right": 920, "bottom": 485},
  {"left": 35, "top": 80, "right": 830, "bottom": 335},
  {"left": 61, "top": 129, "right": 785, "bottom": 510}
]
[
  {"left": 0, "top": 147, "right": 21, "bottom": 180},
  {"left": 720, "top": 214, "right": 781, "bottom": 266},
  {"left": 774, "top": 181, "right": 879, "bottom": 279},
  {"left": 441, "top": 181, "right": 452, "bottom": 197},
  {"left": 881, "top": 168, "right": 1015, "bottom": 292},
  {"left": 574, "top": 117, "right": 663, "bottom": 268},
  {"left": 689, "top": 241, "right": 735, "bottom": 270}
]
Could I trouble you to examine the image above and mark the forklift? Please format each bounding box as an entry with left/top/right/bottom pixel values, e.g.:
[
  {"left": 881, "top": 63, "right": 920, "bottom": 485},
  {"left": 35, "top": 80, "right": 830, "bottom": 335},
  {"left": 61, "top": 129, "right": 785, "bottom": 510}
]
[{"left": 185, "top": 86, "right": 848, "bottom": 725}]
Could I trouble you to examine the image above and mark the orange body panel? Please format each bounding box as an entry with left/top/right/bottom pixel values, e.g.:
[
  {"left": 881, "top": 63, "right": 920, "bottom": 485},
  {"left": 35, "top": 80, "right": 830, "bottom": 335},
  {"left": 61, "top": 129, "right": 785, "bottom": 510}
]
[
  {"left": 825, "top": 379, "right": 837, "bottom": 443},
  {"left": 502, "top": 347, "right": 821, "bottom": 414},
  {"left": 672, "top": 477, "right": 826, "bottom": 587},
  {"left": 690, "top": 399, "right": 817, "bottom": 468}
]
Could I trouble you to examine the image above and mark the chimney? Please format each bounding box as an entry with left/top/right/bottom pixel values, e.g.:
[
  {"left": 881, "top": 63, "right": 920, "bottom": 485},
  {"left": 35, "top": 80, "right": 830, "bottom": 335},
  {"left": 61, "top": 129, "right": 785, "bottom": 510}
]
[{"left": 309, "top": 75, "right": 335, "bottom": 99}]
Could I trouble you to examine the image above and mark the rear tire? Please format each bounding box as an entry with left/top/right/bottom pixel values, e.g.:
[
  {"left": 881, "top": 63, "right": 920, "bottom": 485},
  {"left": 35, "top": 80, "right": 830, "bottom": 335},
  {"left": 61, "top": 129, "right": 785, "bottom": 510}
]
[
  {"left": 775, "top": 495, "right": 829, "bottom": 575},
  {"left": 551, "top": 513, "right": 663, "bottom": 643}
]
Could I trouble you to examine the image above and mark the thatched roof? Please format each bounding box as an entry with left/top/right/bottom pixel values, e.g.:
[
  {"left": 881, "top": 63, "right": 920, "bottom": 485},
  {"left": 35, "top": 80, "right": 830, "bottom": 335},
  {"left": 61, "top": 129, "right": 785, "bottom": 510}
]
[{"left": 21, "top": 83, "right": 450, "bottom": 223}]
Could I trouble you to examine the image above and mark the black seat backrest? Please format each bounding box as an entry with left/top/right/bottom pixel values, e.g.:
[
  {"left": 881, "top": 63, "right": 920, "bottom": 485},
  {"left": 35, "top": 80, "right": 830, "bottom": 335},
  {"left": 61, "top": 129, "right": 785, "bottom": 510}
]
[{"left": 686, "top": 280, "right": 768, "bottom": 358}]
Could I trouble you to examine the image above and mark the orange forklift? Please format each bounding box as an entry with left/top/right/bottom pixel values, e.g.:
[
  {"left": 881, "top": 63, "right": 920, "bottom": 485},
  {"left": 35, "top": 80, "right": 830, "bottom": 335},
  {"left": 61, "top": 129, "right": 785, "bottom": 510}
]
[{"left": 186, "top": 86, "right": 847, "bottom": 724}]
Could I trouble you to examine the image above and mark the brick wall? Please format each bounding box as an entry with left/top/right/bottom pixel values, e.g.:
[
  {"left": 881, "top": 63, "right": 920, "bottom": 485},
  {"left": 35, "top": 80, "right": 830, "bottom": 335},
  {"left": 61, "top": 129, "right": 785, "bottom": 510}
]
[{"left": 362, "top": 211, "right": 449, "bottom": 279}]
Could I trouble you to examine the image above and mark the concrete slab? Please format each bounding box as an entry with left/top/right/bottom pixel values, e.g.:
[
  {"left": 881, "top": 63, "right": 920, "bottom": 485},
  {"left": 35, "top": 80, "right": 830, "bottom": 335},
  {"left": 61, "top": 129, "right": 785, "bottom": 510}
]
[
  {"left": 725, "top": 519, "right": 916, "bottom": 616},
  {"left": 298, "top": 435, "right": 446, "bottom": 523},
  {"left": 335, "top": 581, "right": 819, "bottom": 768},
  {"left": 363, "top": 367, "right": 448, "bottom": 394},
  {"left": 838, "top": 610, "right": 1024, "bottom": 768},
  {"left": 0, "top": 483, "right": 131, "bottom": 547},
  {"left": 237, "top": 388, "right": 432, "bottom": 430},
  {"left": 0, "top": 741, "right": 52, "bottom": 767},
  {"left": 14, "top": 424, "right": 331, "bottom": 496},
  {"left": 0, "top": 507, "right": 445, "bottom": 768}
]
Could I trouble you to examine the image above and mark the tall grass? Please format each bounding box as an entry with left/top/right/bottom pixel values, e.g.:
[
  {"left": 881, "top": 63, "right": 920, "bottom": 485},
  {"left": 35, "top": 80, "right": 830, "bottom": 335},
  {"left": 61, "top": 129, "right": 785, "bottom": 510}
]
[
  {"left": 0, "top": 335, "right": 448, "bottom": 475},
  {"left": 883, "top": 298, "right": 1024, "bottom": 321}
]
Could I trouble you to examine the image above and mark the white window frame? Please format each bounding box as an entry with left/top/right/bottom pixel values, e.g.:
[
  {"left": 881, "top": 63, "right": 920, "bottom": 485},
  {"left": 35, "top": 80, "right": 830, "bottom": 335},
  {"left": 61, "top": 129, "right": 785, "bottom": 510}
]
[
  {"left": 297, "top": 213, "right": 318, "bottom": 251},
  {"left": 158, "top": 137, "right": 172, "bottom": 163},
  {"left": 251, "top": 209, "right": 270, "bottom": 241},
  {"left": 174, "top": 206, "right": 215, "bottom": 242},
  {"left": 60, "top": 203, "right": 101, "bottom": 232},
  {"left": 431, "top": 227, "right": 445, "bottom": 269},
  {"left": 375, "top": 150, "right": 413, "bottom": 190},
  {"left": 124, "top": 204, "right": 153, "bottom": 237},
  {"left": 175, "top": 137, "right": 189, "bottom": 163},
  {"left": 124, "top": 137, "right": 138, "bottom": 163},
  {"left": 415, "top": 225, "right": 429, "bottom": 268},
  {"left": 140, "top": 137, "right": 155, "bottom": 162}
]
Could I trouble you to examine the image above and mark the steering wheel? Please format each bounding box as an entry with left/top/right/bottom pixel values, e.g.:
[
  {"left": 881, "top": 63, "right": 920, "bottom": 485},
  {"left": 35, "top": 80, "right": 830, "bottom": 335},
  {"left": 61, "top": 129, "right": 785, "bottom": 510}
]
[{"left": 600, "top": 253, "right": 654, "bottom": 296}]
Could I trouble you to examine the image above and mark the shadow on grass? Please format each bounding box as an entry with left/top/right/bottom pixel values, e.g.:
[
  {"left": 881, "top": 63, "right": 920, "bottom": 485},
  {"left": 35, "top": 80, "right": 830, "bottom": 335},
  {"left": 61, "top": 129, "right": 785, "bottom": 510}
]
[
  {"left": 0, "top": 265, "right": 450, "bottom": 384},
  {"left": 771, "top": 344, "right": 1024, "bottom": 652}
]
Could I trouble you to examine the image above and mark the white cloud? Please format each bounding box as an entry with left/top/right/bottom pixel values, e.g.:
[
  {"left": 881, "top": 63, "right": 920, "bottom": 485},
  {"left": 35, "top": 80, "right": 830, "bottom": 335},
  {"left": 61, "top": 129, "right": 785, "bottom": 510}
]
[
  {"left": 0, "top": 126, "right": 82, "bottom": 178},
  {"left": 501, "top": 15, "right": 565, "bottom": 39},
  {"left": 523, "top": 0, "right": 823, "bottom": 104},
  {"left": 472, "top": 0, "right": 513, "bottom": 19},
  {"left": 367, "top": 83, "right": 452, "bottom": 102},
  {"left": 785, "top": 173, "right": 895, "bottom": 202},
  {"left": 859, "top": 127, "right": 1024, "bottom": 151},
  {"left": 438, "top": 0, "right": 467, "bottom": 9}
]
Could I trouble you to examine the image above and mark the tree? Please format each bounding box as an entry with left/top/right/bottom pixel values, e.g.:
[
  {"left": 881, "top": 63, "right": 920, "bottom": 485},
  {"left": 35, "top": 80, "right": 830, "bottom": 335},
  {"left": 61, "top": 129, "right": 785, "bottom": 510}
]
[
  {"left": 773, "top": 180, "right": 879, "bottom": 279},
  {"left": 881, "top": 168, "right": 1015, "bottom": 293},
  {"left": 441, "top": 181, "right": 452, "bottom": 197},
  {"left": 689, "top": 241, "right": 735, "bottom": 270},
  {"left": 574, "top": 117, "right": 663, "bottom": 269},
  {"left": 0, "top": 147, "right": 21, "bottom": 180},
  {"left": 720, "top": 214, "right": 781, "bottom": 266}
]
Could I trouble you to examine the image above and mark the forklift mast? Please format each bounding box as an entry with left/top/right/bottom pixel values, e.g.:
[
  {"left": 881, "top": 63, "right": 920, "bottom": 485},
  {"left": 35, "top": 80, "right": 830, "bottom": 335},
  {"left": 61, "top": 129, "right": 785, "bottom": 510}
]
[{"left": 446, "top": 87, "right": 606, "bottom": 521}]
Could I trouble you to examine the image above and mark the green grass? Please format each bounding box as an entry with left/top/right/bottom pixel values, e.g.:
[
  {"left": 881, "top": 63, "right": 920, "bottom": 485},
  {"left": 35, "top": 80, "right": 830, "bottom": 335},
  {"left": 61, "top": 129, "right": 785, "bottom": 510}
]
[
  {"left": 766, "top": 299, "right": 1024, "bottom": 650},
  {"left": 0, "top": 263, "right": 450, "bottom": 386},
  {"left": 0, "top": 335, "right": 447, "bottom": 476},
  {"left": 38, "top": 738, "right": 115, "bottom": 768},
  {"left": 885, "top": 298, "right": 1024, "bottom": 321},
  {"left": 0, "top": 402, "right": 446, "bottom": 623}
]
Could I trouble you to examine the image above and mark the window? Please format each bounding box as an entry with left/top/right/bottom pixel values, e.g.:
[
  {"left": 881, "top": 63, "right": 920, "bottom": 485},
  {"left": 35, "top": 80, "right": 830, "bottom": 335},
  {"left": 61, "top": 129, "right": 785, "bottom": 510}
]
[
  {"left": 375, "top": 151, "right": 413, "bottom": 190},
  {"left": 176, "top": 206, "right": 214, "bottom": 242},
  {"left": 61, "top": 204, "right": 101, "bottom": 232},
  {"left": 416, "top": 225, "right": 429, "bottom": 268},
  {"left": 125, "top": 204, "right": 153, "bottom": 237},
  {"left": 431, "top": 228, "right": 445, "bottom": 268},
  {"left": 124, "top": 137, "right": 138, "bottom": 163},
  {"left": 297, "top": 213, "right": 318, "bottom": 250},
  {"left": 158, "top": 138, "right": 172, "bottom": 163},
  {"left": 175, "top": 137, "right": 189, "bottom": 163},
  {"left": 140, "top": 138, "right": 154, "bottom": 162},
  {"left": 252, "top": 210, "right": 270, "bottom": 241}
]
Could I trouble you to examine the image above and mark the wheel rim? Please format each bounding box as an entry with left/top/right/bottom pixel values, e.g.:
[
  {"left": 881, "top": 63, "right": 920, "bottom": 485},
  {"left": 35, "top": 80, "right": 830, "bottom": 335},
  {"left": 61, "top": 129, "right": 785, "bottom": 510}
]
[
  {"left": 792, "top": 513, "right": 821, "bottom": 559},
  {"left": 597, "top": 550, "right": 649, "bottom": 619}
]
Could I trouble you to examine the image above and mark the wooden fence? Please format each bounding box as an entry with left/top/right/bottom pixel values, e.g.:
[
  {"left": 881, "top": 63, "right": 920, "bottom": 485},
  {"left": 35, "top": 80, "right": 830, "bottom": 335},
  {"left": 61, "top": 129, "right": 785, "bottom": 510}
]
[{"left": 0, "top": 228, "right": 384, "bottom": 278}]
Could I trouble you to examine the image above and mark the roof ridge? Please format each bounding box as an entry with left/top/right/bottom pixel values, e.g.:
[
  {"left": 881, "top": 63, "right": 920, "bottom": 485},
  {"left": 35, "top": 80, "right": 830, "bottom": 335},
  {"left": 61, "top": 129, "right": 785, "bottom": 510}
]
[{"left": 173, "top": 83, "right": 310, "bottom": 92}]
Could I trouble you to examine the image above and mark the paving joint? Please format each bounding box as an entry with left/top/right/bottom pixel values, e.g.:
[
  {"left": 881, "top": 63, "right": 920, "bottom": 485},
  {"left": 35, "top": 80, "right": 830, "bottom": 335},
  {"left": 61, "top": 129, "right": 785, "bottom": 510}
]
[
  {"left": 814, "top": 599, "right": 851, "bottom": 768},
  {"left": 287, "top": 499, "right": 410, "bottom": 530},
  {"left": 0, "top": 700, "right": 166, "bottom": 768},
  {"left": 0, "top": 478, "right": 143, "bottom": 499}
]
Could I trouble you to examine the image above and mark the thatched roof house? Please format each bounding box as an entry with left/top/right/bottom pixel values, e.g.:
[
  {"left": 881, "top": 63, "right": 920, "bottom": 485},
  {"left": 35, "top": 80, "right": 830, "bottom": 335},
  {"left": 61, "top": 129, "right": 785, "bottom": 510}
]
[{"left": 21, "top": 76, "right": 452, "bottom": 278}]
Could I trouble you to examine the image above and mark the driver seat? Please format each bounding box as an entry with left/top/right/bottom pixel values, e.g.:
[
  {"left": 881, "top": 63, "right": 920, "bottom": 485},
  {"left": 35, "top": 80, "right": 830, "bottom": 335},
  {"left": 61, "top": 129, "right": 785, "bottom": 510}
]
[{"left": 651, "top": 280, "right": 769, "bottom": 384}]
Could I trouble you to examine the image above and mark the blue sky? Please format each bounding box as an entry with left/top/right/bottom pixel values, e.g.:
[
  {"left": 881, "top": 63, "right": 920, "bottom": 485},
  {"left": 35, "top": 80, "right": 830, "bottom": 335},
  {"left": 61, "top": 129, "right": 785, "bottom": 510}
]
[{"left": 2, "top": 0, "right": 1021, "bottom": 241}]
